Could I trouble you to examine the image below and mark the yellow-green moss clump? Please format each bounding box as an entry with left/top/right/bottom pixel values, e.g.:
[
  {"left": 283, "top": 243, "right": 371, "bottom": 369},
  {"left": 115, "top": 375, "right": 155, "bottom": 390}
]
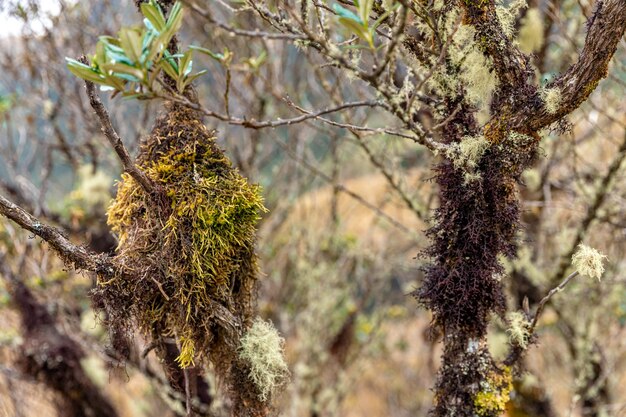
[
  {"left": 99, "top": 103, "right": 266, "bottom": 369},
  {"left": 474, "top": 366, "right": 513, "bottom": 416}
]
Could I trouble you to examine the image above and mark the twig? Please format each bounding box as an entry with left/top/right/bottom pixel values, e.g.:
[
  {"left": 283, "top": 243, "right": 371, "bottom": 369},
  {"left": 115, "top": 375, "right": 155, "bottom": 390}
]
[
  {"left": 505, "top": 270, "right": 580, "bottom": 366},
  {"left": 284, "top": 98, "right": 447, "bottom": 151},
  {"left": 0, "top": 193, "right": 115, "bottom": 276},
  {"left": 547, "top": 128, "right": 626, "bottom": 287},
  {"left": 162, "top": 93, "right": 385, "bottom": 129},
  {"left": 184, "top": 368, "right": 194, "bottom": 417},
  {"left": 272, "top": 138, "right": 421, "bottom": 238},
  {"left": 530, "top": 270, "right": 579, "bottom": 333},
  {"left": 80, "top": 57, "right": 156, "bottom": 196}
]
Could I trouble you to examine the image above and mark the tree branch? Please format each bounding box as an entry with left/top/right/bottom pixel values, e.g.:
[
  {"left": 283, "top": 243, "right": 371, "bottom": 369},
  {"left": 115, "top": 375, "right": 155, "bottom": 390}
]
[
  {"left": 80, "top": 57, "right": 156, "bottom": 196},
  {"left": 0, "top": 193, "right": 115, "bottom": 276},
  {"left": 505, "top": 270, "right": 580, "bottom": 366},
  {"left": 525, "top": 0, "right": 626, "bottom": 130}
]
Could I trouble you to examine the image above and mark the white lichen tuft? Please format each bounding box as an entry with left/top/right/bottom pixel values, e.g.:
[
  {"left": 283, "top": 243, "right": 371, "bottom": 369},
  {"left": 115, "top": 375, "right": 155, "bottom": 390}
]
[
  {"left": 496, "top": 0, "right": 528, "bottom": 38},
  {"left": 464, "top": 171, "right": 482, "bottom": 185},
  {"left": 521, "top": 168, "right": 542, "bottom": 192},
  {"left": 448, "top": 135, "right": 490, "bottom": 169},
  {"left": 68, "top": 165, "right": 112, "bottom": 212},
  {"left": 239, "top": 318, "right": 290, "bottom": 401},
  {"left": 541, "top": 87, "right": 561, "bottom": 114},
  {"left": 572, "top": 244, "right": 607, "bottom": 282},
  {"left": 460, "top": 49, "right": 498, "bottom": 108},
  {"left": 506, "top": 311, "right": 531, "bottom": 349},
  {"left": 518, "top": 8, "right": 544, "bottom": 54}
]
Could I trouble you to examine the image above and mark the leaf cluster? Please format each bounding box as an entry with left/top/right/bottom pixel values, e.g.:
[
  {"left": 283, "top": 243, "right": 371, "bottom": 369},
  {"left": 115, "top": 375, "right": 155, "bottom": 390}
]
[
  {"left": 65, "top": 1, "right": 214, "bottom": 97},
  {"left": 333, "top": 0, "right": 398, "bottom": 49}
]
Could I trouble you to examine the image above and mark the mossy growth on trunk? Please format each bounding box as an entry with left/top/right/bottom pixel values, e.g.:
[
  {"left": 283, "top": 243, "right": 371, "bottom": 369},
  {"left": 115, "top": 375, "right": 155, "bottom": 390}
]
[{"left": 94, "top": 102, "right": 266, "bottom": 373}]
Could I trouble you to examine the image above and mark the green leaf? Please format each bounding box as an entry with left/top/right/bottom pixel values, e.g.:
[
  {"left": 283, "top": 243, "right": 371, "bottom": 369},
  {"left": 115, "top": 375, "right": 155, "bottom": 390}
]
[
  {"left": 158, "top": 59, "right": 179, "bottom": 81},
  {"left": 190, "top": 45, "right": 224, "bottom": 62},
  {"left": 358, "top": 0, "right": 374, "bottom": 24},
  {"left": 140, "top": 2, "right": 166, "bottom": 32},
  {"left": 179, "top": 50, "right": 193, "bottom": 76},
  {"left": 338, "top": 17, "right": 370, "bottom": 43},
  {"left": 333, "top": 4, "right": 363, "bottom": 24},
  {"left": 146, "top": 37, "right": 166, "bottom": 65},
  {"left": 101, "top": 72, "right": 127, "bottom": 90},
  {"left": 166, "top": 2, "right": 184, "bottom": 30},
  {"left": 94, "top": 41, "right": 107, "bottom": 67},
  {"left": 100, "top": 62, "right": 145, "bottom": 82},
  {"left": 183, "top": 70, "right": 207, "bottom": 86},
  {"left": 66, "top": 58, "right": 107, "bottom": 84},
  {"left": 103, "top": 42, "right": 134, "bottom": 66},
  {"left": 119, "top": 28, "right": 143, "bottom": 64},
  {"left": 140, "top": 29, "right": 157, "bottom": 64}
]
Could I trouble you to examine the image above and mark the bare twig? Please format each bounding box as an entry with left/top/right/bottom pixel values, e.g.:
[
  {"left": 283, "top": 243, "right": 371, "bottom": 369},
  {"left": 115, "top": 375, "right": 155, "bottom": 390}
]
[
  {"left": 0, "top": 193, "right": 115, "bottom": 275},
  {"left": 505, "top": 270, "right": 580, "bottom": 366},
  {"left": 530, "top": 270, "right": 579, "bottom": 333},
  {"left": 547, "top": 128, "right": 626, "bottom": 287},
  {"left": 80, "top": 57, "right": 156, "bottom": 196}
]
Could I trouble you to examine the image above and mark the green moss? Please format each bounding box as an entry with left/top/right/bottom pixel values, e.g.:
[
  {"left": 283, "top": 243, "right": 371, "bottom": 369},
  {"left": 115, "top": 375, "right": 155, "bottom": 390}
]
[{"left": 101, "top": 104, "right": 266, "bottom": 368}]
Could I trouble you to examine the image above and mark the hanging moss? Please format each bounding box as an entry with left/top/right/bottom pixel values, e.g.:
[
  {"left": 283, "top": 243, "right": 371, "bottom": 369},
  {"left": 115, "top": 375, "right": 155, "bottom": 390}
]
[{"left": 94, "top": 103, "right": 266, "bottom": 370}]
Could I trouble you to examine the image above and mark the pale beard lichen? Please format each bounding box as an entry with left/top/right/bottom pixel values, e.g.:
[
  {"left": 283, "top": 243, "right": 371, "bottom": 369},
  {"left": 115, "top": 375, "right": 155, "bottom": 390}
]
[
  {"left": 541, "top": 87, "right": 561, "bottom": 114},
  {"left": 572, "top": 244, "right": 607, "bottom": 282},
  {"left": 506, "top": 311, "right": 531, "bottom": 349},
  {"left": 521, "top": 168, "right": 541, "bottom": 192},
  {"left": 460, "top": 49, "right": 497, "bottom": 109},
  {"left": 518, "top": 8, "right": 544, "bottom": 54},
  {"left": 67, "top": 165, "right": 112, "bottom": 213},
  {"left": 426, "top": 18, "right": 498, "bottom": 111},
  {"left": 496, "top": 0, "right": 528, "bottom": 38},
  {"left": 448, "top": 135, "right": 490, "bottom": 170},
  {"left": 238, "top": 319, "right": 289, "bottom": 401}
]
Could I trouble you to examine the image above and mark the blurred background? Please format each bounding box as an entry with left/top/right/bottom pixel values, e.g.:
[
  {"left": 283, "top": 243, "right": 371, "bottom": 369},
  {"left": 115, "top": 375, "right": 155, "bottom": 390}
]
[{"left": 0, "top": 0, "right": 625, "bottom": 416}]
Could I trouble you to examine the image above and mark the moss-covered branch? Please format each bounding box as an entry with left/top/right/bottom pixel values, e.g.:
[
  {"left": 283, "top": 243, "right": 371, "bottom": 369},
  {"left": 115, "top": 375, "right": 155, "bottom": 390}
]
[
  {"left": 0, "top": 193, "right": 115, "bottom": 275},
  {"left": 523, "top": 0, "right": 626, "bottom": 130}
]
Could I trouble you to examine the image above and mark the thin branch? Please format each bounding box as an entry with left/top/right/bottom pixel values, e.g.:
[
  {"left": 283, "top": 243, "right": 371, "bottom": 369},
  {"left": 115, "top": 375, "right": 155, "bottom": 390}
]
[
  {"left": 547, "top": 127, "right": 626, "bottom": 287},
  {"left": 525, "top": 0, "right": 626, "bottom": 130},
  {"left": 162, "top": 93, "right": 386, "bottom": 129},
  {"left": 0, "top": 193, "right": 114, "bottom": 275},
  {"left": 530, "top": 270, "right": 579, "bottom": 333},
  {"left": 505, "top": 270, "right": 580, "bottom": 366},
  {"left": 284, "top": 98, "right": 448, "bottom": 151},
  {"left": 80, "top": 57, "right": 156, "bottom": 196},
  {"left": 182, "top": 0, "right": 306, "bottom": 40},
  {"left": 272, "top": 138, "right": 421, "bottom": 238}
]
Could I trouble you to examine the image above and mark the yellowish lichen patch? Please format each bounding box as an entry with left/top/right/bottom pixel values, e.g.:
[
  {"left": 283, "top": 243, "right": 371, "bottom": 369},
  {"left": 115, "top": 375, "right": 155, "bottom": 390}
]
[{"left": 474, "top": 366, "right": 513, "bottom": 416}]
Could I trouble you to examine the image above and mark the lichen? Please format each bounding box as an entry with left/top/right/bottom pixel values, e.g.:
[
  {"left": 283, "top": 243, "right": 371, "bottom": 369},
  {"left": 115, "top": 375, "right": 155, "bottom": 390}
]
[
  {"left": 518, "top": 8, "right": 544, "bottom": 54},
  {"left": 495, "top": 0, "right": 527, "bottom": 38},
  {"left": 473, "top": 366, "right": 512, "bottom": 416},
  {"left": 447, "top": 135, "right": 490, "bottom": 170},
  {"left": 238, "top": 318, "right": 289, "bottom": 401},
  {"left": 572, "top": 244, "right": 607, "bottom": 282},
  {"left": 541, "top": 87, "right": 561, "bottom": 114},
  {"left": 506, "top": 311, "right": 531, "bottom": 349},
  {"left": 521, "top": 168, "right": 541, "bottom": 192}
]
